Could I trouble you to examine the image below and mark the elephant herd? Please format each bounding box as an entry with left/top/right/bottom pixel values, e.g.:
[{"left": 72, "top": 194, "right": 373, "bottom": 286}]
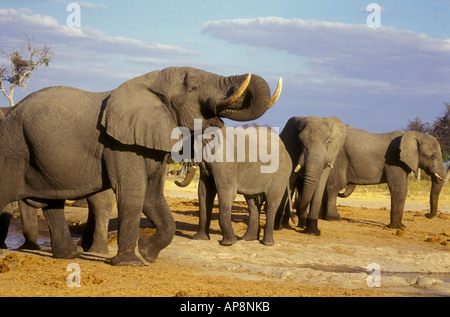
[{"left": 0, "top": 67, "right": 446, "bottom": 266}]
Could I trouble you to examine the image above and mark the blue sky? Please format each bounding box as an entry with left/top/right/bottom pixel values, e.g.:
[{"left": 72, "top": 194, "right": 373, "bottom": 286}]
[{"left": 0, "top": 0, "right": 449, "bottom": 132}]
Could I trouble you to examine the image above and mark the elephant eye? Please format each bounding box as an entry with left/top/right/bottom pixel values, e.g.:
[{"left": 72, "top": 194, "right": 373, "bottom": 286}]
[
  {"left": 325, "top": 139, "right": 331, "bottom": 145},
  {"left": 189, "top": 86, "right": 198, "bottom": 93}
]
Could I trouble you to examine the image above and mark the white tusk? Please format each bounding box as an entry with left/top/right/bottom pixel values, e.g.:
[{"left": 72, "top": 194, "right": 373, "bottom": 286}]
[
  {"left": 294, "top": 164, "right": 302, "bottom": 173},
  {"left": 216, "top": 73, "right": 251, "bottom": 107},
  {"left": 267, "top": 77, "right": 283, "bottom": 109},
  {"left": 434, "top": 172, "right": 444, "bottom": 181},
  {"left": 328, "top": 162, "right": 334, "bottom": 169}
]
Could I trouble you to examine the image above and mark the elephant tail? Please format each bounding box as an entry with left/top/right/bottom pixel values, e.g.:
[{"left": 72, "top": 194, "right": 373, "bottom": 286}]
[
  {"left": 285, "top": 183, "right": 296, "bottom": 225},
  {"left": 338, "top": 184, "right": 356, "bottom": 198}
]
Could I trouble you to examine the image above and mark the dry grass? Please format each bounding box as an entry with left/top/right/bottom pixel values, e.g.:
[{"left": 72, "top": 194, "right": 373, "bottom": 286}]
[{"left": 349, "top": 178, "right": 450, "bottom": 207}]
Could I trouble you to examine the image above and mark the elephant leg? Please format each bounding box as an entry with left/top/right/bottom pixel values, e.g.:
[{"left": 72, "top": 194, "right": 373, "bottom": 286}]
[
  {"left": 18, "top": 200, "right": 41, "bottom": 250},
  {"left": 275, "top": 174, "right": 296, "bottom": 230},
  {"left": 104, "top": 148, "right": 150, "bottom": 266},
  {"left": 217, "top": 190, "right": 238, "bottom": 246},
  {"left": 261, "top": 201, "right": 278, "bottom": 246},
  {"left": 42, "top": 200, "right": 83, "bottom": 259},
  {"left": 242, "top": 196, "right": 260, "bottom": 241},
  {"left": 323, "top": 187, "right": 341, "bottom": 221},
  {"left": 110, "top": 189, "right": 145, "bottom": 266},
  {"left": 0, "top": 203, "right": 14, "bottom": 249},
  {"left": 295, "top": 184, "right": 309, "bottom": 228},
  {"left": 81, "top": 190, "right": 114, "bottom": 254},
  {"left": 79, "top": 205, "right": 95, "bottom": 252},
  {"left": 387, "top": 174, "right": 408, "bottom": 229},
  {"left": 139, "top": 173, "right": 176, "bottom": 263},
  {"left": 193, "top": 171, "right": 216, "bottom": 240}
]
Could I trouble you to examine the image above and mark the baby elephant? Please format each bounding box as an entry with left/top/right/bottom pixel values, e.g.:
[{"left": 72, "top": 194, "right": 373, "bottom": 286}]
[
  {"left": 175, "top": 125, "right": 292, "bottom": 246},
  {"left": 323, "top": 126, "right": 446, "bottom": 228}
]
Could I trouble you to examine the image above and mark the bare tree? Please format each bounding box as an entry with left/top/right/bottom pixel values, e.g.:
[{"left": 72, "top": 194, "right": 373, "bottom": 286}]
[
  {"left": 432, "top": 103, "right": 450, "bottom": 162},
  {"left": 0, "top": 35, "right": 53, "bottom": 107}
]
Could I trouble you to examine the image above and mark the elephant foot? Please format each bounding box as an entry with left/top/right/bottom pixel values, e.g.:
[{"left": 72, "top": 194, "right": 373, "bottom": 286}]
[
  {"left": 138, "top": 229, "right": 174, "bottom": 263},
  {"left": 110, "top": 250, "right": 145, "bottom": 266},
  {"left": 193, "top": 231, "right": 210, "bottom": 240},
  {"left": 425, "top": 212, "right": 437, "bottom": 219},
  {"left": 261, "top": 237, "right": 274, "bottom": 246},
  {"left": 87, "top": 243, "right": 109, "bottom": 254},
  {"left": 138, "top": 247, "right": 161, "bottom": 264},
  {"left": 324, "top": 214, "right": 342, "bottom": 221},
  {"left": 386, "top": 222, "right": 405, "bottom": 229},
  {"left": 242, "top": 233, "right": 259, "bottom": 241},
  {"left": 297, "top": 218, "right": 307, "bottom": 229},
  {"left": 19, "top": 240, "right": 41, "bottom": 251},
  {"left": 275, "top": 220, "right": 293, "bottom": 230},
  {"left": 52, "top": 244, "right": 83, "bottom": 259},
  {"left": 302, "top": 219, "right": 321, "bottom": 236},
  {"left": 219, "top": 236, "right": 238, "bottom": 246}
]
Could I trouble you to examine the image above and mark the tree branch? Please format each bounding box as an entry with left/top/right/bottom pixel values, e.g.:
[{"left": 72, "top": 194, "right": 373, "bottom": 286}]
[{"left": 0, "top": 35, "right": 53, "bottom": 106}]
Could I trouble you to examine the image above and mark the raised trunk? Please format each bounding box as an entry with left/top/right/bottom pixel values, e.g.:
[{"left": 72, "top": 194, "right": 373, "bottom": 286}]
[
  {"left": 426, "top": 165, "right": 446, "bottom": 218},
  {"left": 215, "top": 74, "right": 274, "bottom": 122}
]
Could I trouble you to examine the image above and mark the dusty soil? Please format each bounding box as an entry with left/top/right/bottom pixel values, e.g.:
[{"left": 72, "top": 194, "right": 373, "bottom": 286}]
[{"left": 0, "top": 175, "right": 449, "bottom": 297}]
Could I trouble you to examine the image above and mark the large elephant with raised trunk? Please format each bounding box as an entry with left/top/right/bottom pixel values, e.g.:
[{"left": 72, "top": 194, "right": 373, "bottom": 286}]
[
  {"left": 322, "top": 126, "right": 446, "bottom": 228},
  {"left": 0, "top": 66, "right": 281, "bottom": 265}
]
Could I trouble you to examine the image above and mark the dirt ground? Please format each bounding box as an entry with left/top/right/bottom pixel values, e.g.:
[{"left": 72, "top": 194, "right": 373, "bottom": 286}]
[{"left": 0, "top": 174, "right": 449, "bottom": 297}]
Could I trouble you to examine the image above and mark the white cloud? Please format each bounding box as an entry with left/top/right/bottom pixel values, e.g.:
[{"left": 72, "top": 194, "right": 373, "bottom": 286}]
[
  {"left": 0, "top": 9, "right": 192, "bottom": 57},
  {"left": 0, "top": 8, "right": 196, "bottom": 94},
  {"left": 202, "top": 17, "right": 450, "bottom": 132},
  {"left": 202, "top": 17, "right": 450, "bottom": 92},
  {"left": 0, "top": 8, "right": 201, "bottom": 104},
  {"left": 76, "top": 2, "right": 107, "bottom": 10}
]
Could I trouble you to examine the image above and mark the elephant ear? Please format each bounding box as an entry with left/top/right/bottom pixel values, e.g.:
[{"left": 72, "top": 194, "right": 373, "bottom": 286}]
[
  {"left": 280, "top": 117, "right": 305, "bottom": 160},
  {"left": 399, "top": 131, "right": 419, "bottom": 173},
  {"left": 328, "top": 117, "right": 346, "bottom": 160},
  {"left": 101, "top": 71, "right": 178, "bottom": 152}
]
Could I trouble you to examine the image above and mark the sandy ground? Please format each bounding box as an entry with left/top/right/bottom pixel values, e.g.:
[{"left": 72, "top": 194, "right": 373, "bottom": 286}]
[{"left": 0, "top": 174, "right": 449, "bottom": 298}]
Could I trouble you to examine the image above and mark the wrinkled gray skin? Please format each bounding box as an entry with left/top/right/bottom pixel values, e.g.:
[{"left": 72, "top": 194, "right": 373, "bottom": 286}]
[
  {"left": 0, "top": 116, "right": 115, "bottom": 256},
  {"left": 277, "top": 116, "right": 345, "bottom": 235},
  {"left": 323, "top": 126, "right": 446, "bottom": 228},
  {"left": 0, "top": 191, "right": 114, "bottom": 254},
  {"left": 0, "top": 67, "right": 276, "bottom": 265},
  {"left": 0, "top": 106, "right": 114, "bottom": 253},
  {"left": 175, "top": 126, "right": 292, "bottom": 246}
]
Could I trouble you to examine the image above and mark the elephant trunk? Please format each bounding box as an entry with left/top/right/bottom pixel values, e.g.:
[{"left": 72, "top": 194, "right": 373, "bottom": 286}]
[
  {"left": 297, "top": 162, "right": 322, "bottom": 220},
  {"left": 215, "top": 74, "right": 281, "bottom": 122},
  {"left": 426, "top": 165, "right": 446, "bottom": 218},
  {"left": 175, "top": 166, "right": 197, "bottom": 187}
]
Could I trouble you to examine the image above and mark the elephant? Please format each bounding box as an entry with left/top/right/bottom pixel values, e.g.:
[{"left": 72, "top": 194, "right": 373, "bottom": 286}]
[
  {"left": 276, "top": 116, "right": 346, "bottom": 235},
  {"left": 0, "top": 191, "right": 115, "bottom": 254},
  {"left": 322, "top": 126, "right": 447, "bottom": 228},
  {"left": 0, "top": 106, "right": 115, "bottom": 254},
  {"left": 173, "top": 125, "right": 292, "bottom": 246},
  {"left": 0, "top": 66, "right": 281, "bottom": 266}
]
